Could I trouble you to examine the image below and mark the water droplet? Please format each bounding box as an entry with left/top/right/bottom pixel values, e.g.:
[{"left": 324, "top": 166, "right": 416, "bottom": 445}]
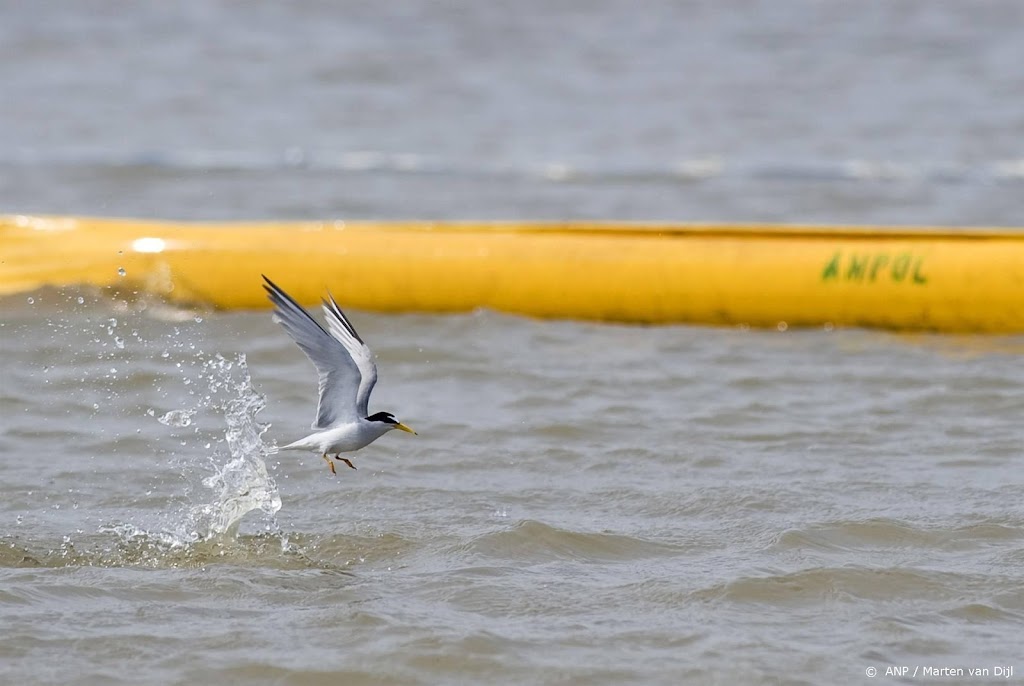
[
  {"left": 158, "top": 409, "right": 195, "bottom": 427},
  {"left": 26, "top": 297, "right": 34, "bottom": 304},
  {"left": 161, "top": 351, "right": 170, "bottom": 358},
  {"left": 194, "top": 316, "right": 204, "bottom": 324},
  {"left": 114, "top": 336, "right": 125, "bottom": 349},
  {"left": 117, "top": 267, "right": 126, "bottom": 277},
  {"left": 92, "top": 403, "right": 99, "bottom": 410},
  {"left": 77, "top": 296, "right": 85, "bottom": 305}
]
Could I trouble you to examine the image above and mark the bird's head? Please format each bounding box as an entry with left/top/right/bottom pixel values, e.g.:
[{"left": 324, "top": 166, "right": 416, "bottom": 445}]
[{"left": 366, "top": 411, "right": 417, "bottom": 435}]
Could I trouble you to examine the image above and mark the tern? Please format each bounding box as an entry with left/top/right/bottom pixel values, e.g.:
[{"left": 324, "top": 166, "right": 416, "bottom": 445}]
[{"left": 263, "top": 276, "right": 416, "bottom": 474}]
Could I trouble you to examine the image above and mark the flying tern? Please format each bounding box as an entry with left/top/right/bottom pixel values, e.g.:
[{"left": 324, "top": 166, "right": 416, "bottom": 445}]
[{"left": 263, "top": 276, "right": 416, "bottom": 474}]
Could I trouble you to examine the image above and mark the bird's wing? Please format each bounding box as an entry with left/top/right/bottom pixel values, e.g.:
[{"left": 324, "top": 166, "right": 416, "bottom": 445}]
[
  {"left": 322, "top": 290, "right": 378, "bottom": 418},
  {"left": 263, "top": 276, "right": 373, "bottom": 429}
]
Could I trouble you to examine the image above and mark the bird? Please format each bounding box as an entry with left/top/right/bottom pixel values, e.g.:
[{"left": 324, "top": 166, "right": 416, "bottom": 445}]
[{"left": 262, "top": 275, "right": 416, "bottom": 474}]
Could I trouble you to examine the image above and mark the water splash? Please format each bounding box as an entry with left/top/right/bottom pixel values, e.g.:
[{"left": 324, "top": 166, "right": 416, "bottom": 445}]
[
  {"left": 86, "top": 352, "right": 283, "bottom": 562},
  {"left": 105, "top": 351, "right": 284, "bottom": 554},
  {"left": 23, "top": 296, "right": 287, "bottom": 566},
  {"left": 158, "top": 408, "right": 196, "bottom": 427},
  {"left": 175, "top": 353, "right": 282, "bottom": 541}
]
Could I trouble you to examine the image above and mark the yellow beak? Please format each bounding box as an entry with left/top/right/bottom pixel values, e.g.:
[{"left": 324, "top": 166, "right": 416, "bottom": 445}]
[{"left": 395, "top": 422, "right": 417, "bottom": 435}]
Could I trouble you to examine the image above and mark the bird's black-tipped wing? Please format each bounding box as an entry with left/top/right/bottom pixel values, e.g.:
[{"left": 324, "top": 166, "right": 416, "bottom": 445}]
[
  {"left": 322, "top": 288, "right": 377, "bottom": 418},
  {"left": 263, "top": 276, "right": 378, "bottom": 428}
]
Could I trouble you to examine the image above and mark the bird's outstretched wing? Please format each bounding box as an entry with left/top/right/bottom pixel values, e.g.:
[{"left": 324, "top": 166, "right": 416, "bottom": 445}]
[
  {"left": 263, "top": 276, "right": 378, "bottom": 428},
  {"left": 321, "top": 289, "right": 378, "bottom": 418}
]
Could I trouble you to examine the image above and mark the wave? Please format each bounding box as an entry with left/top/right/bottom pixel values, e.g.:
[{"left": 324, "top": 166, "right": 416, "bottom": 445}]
[
  {"left": 3, "top": 148, "right": 1024, "bottom": 185},
  {"left": 0, "top": 528, "right": 418, "bottom": 572},
  {"left": 771, "top": 518, "right": 1024, "bottom": 553},
  {"left": 456, "top": 519, "right": 683, "bottom": 563}
]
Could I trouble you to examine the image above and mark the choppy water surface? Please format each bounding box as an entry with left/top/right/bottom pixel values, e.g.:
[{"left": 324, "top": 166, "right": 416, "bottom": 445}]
[
  {"left": 2, "top": 292, "right": 1024, "bottom": 684},
  {"left": 2, "top": 1, "right": 1024, "bottom": 226},
  {"left": 3, "top": 0, "right": 1024, "bottom": 683}
]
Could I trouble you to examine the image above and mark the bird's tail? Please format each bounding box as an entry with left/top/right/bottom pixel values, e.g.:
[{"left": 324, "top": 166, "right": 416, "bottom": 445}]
[{"left": 266, "top": 440, "right": 307, "bottom": 455}]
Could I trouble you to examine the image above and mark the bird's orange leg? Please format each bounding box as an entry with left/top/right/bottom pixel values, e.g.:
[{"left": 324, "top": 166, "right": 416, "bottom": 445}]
[
  {"left": 335, "top": 455, "right": 357, "bottom": 470},
  {"left": 322, "top": 453, "right": 336, "bottom": 475}
]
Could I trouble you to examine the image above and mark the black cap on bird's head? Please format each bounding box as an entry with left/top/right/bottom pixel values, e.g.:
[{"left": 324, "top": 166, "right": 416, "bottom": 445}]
[{"left": 366, "top": 411, "right": 417, "bottom": 434}]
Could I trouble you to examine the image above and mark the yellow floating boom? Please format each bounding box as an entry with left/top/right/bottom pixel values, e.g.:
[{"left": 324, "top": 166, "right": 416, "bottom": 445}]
[{"left": 2, "top": 214, "right": 1023, "bottom": 332}]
